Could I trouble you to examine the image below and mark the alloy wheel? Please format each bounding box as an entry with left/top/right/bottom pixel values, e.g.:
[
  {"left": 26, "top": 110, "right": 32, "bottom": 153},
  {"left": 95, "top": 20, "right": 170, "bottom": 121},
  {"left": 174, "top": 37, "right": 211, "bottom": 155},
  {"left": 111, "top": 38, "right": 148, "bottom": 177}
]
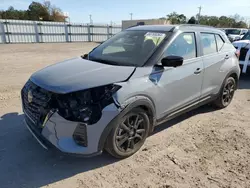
[
  {"left": 222, "top": 79, "right": 235, "bottom": 106},
  {"left": 115, "top": 113, "right": 146, "bottom": 152}
]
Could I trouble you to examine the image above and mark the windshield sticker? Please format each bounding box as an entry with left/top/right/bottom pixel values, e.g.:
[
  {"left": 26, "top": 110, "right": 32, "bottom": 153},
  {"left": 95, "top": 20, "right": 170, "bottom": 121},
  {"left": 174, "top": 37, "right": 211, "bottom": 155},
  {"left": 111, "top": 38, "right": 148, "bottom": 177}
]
[{"left": 144, "top": 32, "right": 166, "bottom": 38}]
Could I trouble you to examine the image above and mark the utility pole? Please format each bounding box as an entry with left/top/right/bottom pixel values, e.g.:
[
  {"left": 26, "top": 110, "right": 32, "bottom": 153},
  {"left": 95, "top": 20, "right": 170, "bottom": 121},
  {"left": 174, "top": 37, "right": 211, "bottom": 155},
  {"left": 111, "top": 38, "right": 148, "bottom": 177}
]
[
  {"left": 130, "top": 13, "right": 133, "bottom": 20},
  {"left": 89, "top": 14, "right": 93, "bottom": 25},
  {"left": 197, "top": 6, "right": 202, "bottom": 24}
]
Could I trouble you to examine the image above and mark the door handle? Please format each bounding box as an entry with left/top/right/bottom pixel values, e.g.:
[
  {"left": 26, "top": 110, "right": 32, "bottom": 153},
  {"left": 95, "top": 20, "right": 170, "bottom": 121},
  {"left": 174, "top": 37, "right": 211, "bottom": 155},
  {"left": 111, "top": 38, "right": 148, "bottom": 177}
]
[
  {"left": 225, "top": 54, "right": 230, "bottom": 59},
  {"left": 194, "top": 68, "right": 202, "bottom": 74}
]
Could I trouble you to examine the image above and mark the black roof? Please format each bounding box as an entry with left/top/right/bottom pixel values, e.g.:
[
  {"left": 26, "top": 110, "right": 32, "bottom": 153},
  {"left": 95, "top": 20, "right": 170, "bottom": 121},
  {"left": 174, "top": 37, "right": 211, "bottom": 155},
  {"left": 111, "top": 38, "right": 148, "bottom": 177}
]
[
  {"left": 126, "top": 24, "right": 223, "bottom": 34},
  {"left": 126, "top": 25, "right": 175, "bottom": 31}
]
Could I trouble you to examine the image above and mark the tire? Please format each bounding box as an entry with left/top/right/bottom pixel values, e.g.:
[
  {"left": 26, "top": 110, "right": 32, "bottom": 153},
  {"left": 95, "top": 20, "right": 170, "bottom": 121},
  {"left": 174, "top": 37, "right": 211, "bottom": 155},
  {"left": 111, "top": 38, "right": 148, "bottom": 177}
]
[
  {"left": 105, "top": 108, "right": 150, "bottom": 159},
  {"left": 213, "top": 76, "right": 236, "bottom": 109}
]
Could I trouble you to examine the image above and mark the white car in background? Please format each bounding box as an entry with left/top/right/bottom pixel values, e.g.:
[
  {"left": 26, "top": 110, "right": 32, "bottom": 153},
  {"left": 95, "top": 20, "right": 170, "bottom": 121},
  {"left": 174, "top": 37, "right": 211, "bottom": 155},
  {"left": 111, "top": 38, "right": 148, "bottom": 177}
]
[
  {"left": 233, "top": 31, "right": 250, "bottom": 73},
  {"left": 225, "top": 28, "right": 248, "bottom": 42}
]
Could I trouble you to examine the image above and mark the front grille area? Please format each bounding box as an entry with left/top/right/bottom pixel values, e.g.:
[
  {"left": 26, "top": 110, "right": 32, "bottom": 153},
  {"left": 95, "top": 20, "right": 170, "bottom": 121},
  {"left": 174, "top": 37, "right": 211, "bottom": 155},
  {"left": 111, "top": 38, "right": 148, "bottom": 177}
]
[
  {"left": 21, "top": 80, "right": 51, "bottom": 132},
  {"left": 239, "top": 48, "right": 250, "bottom": 61}
]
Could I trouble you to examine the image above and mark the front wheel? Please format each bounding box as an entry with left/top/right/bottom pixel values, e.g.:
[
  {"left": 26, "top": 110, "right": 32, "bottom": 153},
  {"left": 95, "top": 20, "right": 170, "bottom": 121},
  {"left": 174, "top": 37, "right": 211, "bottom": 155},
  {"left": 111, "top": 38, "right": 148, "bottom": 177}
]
[
  {"left": 213, "top": 77, "right": 236, "bottom": 109},
  {"left": 105, "top": 108, "right": 150, "bottom": 159}
]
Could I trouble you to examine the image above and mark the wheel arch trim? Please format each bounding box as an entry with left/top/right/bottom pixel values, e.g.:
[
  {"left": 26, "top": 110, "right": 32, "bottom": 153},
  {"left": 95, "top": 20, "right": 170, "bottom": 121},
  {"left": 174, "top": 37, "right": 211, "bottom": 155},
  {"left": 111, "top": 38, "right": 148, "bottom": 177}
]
[
  {"left": 225, "top": 69, "right": 240, "bottom": 89},
  {"left": 98, "top": 96, "right": 156, "bottom": 151}
]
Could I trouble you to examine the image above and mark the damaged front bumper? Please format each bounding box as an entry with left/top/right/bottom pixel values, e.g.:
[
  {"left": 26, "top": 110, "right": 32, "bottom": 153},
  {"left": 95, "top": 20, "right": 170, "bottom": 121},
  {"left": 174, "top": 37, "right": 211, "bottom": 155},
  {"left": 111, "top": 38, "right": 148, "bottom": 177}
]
[{"left": 24, "top": 103, "right": 120, "bottom": 156}]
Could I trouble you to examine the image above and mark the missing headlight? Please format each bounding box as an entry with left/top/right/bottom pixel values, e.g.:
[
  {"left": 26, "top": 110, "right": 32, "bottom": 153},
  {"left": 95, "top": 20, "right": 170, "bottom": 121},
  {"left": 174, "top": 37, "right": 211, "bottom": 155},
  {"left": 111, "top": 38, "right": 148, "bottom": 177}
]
[{"left": 56, "top": 84, "right": 121, "bottom": 124}]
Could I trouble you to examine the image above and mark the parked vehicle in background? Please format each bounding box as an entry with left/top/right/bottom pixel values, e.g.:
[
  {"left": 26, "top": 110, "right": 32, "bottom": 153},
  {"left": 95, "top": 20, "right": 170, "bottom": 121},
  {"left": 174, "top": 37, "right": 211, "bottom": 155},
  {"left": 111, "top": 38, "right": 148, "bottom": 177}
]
[
  {"left": 233, "top": 31, "right": 250, "bottom": 73},
  {"left": 219, "top": 28, "right": 226, "bottom": 33},
  {"left": 224, "top": 28, "right": 248, "bottom": 42},
  {"left": 21, "top": 25, "right": 240, "bottom": 158}
]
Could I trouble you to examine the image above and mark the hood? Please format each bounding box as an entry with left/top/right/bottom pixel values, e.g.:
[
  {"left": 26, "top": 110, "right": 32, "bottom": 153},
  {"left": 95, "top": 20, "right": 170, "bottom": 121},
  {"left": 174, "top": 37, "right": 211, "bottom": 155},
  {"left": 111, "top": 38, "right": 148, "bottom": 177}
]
[{"left": 30, "top": 57, "right": 136, "bottom": 94}]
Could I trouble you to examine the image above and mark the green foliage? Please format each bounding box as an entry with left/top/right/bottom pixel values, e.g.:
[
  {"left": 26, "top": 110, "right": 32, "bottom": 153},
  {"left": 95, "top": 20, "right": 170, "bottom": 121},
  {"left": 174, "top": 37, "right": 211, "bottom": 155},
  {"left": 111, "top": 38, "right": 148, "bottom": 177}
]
[
  {"left": 188, "top": 16, "right": 197, "bottom": 24},
  {"left": 0, "top": 6, "right": 28, "bottom": 20},
  {"left": 198, "top": 15, "right": 248, "bottom": 28},
  {"left": 27, "top": 2, "right": 50, "bottom": 21},
  {"left": 234, "top": 21, "right": 248, "bottom": 28},
  {"left": 0, "top": 1, "right": 65, "bottom": 22},
  {"left": 167, "top": 12, "right": 187, "bottom": 24},
  {"left": 164, "top": 12, "right": 249, "bottom": 28}
]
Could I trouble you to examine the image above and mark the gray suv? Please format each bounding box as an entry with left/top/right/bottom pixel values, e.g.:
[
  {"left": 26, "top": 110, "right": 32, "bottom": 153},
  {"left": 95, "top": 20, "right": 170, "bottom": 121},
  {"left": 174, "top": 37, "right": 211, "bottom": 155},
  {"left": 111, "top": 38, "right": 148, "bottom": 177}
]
[{"left": 21, "top": 25, "right": 240, "bottom": 158}]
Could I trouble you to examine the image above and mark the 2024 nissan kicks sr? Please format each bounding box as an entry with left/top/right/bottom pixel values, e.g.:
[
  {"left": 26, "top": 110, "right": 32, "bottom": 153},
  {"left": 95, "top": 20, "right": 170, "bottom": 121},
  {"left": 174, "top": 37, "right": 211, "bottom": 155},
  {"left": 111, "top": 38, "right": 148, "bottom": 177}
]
[{"left": 21, "top": 25, "right": 240, "bottom": 158}]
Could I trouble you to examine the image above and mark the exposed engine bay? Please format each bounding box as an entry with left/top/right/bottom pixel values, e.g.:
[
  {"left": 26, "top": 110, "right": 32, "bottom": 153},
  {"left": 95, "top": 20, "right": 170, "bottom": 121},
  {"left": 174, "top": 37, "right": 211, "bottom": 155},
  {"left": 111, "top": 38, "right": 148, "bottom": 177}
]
[{"left": 55, "top": 84, "right": 121, "bottom": 125}]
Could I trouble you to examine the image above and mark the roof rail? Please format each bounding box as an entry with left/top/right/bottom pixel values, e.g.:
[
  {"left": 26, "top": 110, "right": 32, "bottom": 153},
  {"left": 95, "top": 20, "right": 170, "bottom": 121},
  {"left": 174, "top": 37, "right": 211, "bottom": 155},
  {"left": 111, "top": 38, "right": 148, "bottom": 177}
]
[{"left": 178, "top": 24, "right": 215, "bottom": 28}]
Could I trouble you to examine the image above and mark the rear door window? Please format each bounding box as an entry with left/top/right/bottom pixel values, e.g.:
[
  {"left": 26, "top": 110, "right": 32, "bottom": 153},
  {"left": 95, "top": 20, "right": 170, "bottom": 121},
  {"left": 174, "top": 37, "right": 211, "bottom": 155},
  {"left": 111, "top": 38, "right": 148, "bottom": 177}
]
[
  {"left": 215, "top": 34, "right": 225, "bottom": 51},
  {"left": 201, "top": 33, "right": 217, "bottom": 55}
]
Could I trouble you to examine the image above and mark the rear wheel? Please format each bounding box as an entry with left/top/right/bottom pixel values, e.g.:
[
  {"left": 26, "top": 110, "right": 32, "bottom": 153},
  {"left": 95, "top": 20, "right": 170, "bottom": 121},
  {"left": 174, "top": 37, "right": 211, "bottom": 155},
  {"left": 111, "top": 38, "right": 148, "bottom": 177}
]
[
  {"left": 105, "top": 108, "right": 150, "bottom": 159},
  {"left": 213, "top": 77, "right": 236, "bottom": 109}
]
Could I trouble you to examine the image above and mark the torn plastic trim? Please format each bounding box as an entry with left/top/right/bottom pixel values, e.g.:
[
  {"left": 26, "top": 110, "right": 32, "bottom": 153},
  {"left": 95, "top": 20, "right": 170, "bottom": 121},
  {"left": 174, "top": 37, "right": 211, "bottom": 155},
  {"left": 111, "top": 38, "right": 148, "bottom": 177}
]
[
  {"left": 42, "top": 109, "right": 57, "bottom": 128},
  {"left": 112, "top": 95, "right": 122, "bottom": 110}
]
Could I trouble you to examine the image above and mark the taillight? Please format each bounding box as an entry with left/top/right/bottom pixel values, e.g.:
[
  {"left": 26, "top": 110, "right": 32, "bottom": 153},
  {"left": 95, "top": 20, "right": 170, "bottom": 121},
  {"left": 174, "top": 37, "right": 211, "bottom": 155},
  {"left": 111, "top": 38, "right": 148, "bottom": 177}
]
[{"left": 235, "top": 50, "right": 240, "bottom": 59}]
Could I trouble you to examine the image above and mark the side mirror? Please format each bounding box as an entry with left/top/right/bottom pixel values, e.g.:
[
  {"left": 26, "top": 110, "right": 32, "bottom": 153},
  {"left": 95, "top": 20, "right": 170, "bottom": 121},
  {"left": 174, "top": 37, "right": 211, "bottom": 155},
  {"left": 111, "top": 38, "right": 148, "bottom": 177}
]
[{"left": 161, "top": 56, "right": 184, "bottom": 67}]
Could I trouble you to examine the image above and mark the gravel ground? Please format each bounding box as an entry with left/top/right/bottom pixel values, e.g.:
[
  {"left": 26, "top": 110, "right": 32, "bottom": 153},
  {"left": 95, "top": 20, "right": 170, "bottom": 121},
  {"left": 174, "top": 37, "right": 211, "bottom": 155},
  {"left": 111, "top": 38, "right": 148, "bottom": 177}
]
[{"left": 0, "top": 43, "right": 250, "bottom": 188}]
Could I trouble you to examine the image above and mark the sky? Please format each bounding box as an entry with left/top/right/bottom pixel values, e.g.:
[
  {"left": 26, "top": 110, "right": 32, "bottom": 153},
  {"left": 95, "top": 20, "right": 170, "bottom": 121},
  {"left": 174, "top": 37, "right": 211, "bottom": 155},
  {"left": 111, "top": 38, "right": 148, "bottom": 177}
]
[{"left": 0, "top": 0, "right": 250, "bottom": 24}]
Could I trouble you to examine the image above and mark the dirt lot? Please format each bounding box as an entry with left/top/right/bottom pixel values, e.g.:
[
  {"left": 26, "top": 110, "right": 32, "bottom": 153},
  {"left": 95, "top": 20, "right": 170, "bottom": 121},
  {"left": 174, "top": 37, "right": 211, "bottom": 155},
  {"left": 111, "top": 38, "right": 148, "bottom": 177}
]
[{"left": 0, "top": 43, "right": 250, "bottom": 188}]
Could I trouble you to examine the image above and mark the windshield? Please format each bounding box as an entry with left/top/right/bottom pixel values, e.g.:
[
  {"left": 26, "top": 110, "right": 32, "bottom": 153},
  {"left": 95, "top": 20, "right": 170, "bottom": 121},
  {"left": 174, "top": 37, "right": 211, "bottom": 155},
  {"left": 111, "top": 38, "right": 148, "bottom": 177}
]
[
  {"left": 226, "top": 29, "right": 241, "bottom": 35},
  {"left": 241, "top": 32, "right": 250, "bottom": 40},
  {"left": 88, "top": 30, "right": 169, "bottom": 67}
]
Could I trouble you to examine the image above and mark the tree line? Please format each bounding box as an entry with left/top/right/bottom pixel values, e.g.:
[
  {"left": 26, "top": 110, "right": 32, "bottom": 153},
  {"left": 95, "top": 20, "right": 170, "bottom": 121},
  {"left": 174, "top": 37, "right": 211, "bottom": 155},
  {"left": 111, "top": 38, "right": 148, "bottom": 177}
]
[
  {"left": 160, "top": 12, "right": 249, "bottom": 28},
  {"left": 0, "top": 1, "right": 66, "bottom": 22}
]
